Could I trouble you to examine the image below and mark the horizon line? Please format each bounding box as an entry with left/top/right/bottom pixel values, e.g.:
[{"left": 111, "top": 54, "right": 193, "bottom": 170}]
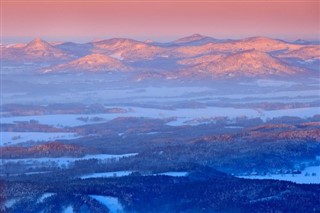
[{"left": 1, "top": 34, "right": 320, "bottom": 45}]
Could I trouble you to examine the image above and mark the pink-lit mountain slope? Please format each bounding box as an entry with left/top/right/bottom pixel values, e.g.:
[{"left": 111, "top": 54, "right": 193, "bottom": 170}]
[
  {"left": 182, "top": 50, "right": 302, "bottom": 77},
  {"left": 44, "top": 53, "right": 131, "bottom": 72},
  {"left": 2, "top": 35, "right": 318, "bottom": 79},
  {"left": 2, "top": 38, "right": 69, "bottom": 62},
  {"left": 91, "top": 38, "right": 165, "bottom": 61},
  {"left": 279, "top": 46, "right": 320, "bottom": 60},
  {"left": 172, "top": 36, "right": 303, "bottom": 58}
]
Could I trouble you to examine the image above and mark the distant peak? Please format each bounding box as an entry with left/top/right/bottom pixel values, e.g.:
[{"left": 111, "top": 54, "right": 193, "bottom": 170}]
[
  {"left": 33, "top": 37, "right": 44, "bottom": 42},
  {"left": 190, "top": 33, "right": 206, "bottom": 38},
  {"left": 94, "top": 37, "right": 139, "bottom": 44},
  {"left": 92, "top": 38, "right": 104, "bottom": 42},
  {"left": 25, "top": 38, "right": 52, "bottom": 49},
  {"left": 244, "top": 36, "right": 279, "bottom": 42},
  {"left": 144, "top": 39, "right": 154, "bottom": 43},
  {"left": 71, "top": 53, "right": 120, "bottom": 65},
  {"left": 29, "top": 37, "right": 48, "bottom": 44},
  {"left": 22, "top": 37, "right": 68, "bottom": 59},
  {"left": 174, "top": 34, "right": 210, "bottom": 44},
  {"left": 246, "top": 36, "right": 271, "bottom": 40}
]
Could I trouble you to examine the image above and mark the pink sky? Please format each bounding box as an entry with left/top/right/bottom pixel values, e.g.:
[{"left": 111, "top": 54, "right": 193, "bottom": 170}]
[{"left": 2, "top": 1, "right": 320, "bottom": 42}]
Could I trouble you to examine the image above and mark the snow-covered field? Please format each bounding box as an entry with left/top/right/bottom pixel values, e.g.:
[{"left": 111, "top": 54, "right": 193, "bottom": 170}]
[
  {"left": 1, "top": 113, "right": 113, "bottom": 127},
  {"left": 240, "top": 79, "right": 298, "bottom": 87},
  {"left": 0, "top": 132, "right": 80, "bottom": 146},
  {"left": 262, "top": 107, "right": 320, "bottom": 119},
  {"left": 157, "top": 172, "right": 189, "bottom": 177},
  {"left": 238, "top": 165, "right": 320, "bottom": 184},
  {"left": 2, "top": 106, "right": 319, "bottom": 127},
  {"left": 2, "top": 81, "right": 319, "bottom": 128},
  {"left": 99, "top": 86, "right": 319, "bottom": 103},
  {"left": 67, "top": 87, "right": 319, "bottom": 107}
]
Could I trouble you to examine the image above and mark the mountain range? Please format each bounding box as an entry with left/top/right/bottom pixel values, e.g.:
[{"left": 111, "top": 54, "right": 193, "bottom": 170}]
[{"left": 2, "top": 34, "right": 319, "bottom": 78}]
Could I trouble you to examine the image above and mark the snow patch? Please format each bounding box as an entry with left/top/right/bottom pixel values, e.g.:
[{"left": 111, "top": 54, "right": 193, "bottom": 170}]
[
  {"left": 37, "top": 193, "right": 55, "bottom": 203},
  {"left": 109, "top": 52, "right": 124, "bottom": 60},
  {"left": 63, "top": 205, "right": 74, "bottom": 213},
  {"left": 4, "top": 199, "right": 18, "bottom": 208},
  {"left": 81, "top": 171, "right": 133, "bottom": 179},
  {"left": 157, "top": 172, "right": 189, "bottom": 177},
  {"left": 90, "top": 195, "right": 124, "bottom": 213},
  {"left": 238, "top": 165, "right": 320, "bottom": 184}
]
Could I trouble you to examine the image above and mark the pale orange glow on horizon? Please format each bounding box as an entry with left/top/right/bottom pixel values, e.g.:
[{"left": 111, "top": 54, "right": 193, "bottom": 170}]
[{"left": 2, "top": 1, "right": 320, "bottom": 43}]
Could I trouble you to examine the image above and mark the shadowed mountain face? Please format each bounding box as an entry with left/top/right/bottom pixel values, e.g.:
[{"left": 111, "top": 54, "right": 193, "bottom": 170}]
[
  {"left": 171, "top": 33, "right": 227, "bottom": 45},
  {"left": 1, "top": 35, "right": 319, "bottom": 78}
]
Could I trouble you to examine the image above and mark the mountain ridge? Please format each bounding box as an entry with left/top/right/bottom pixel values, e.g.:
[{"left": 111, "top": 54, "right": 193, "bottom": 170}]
[
  {"left": 2, "top": 35, "right": 319, "bottom": 78},
  {"left": 194, "top": 49, "right": 300, "bottom": 76}
]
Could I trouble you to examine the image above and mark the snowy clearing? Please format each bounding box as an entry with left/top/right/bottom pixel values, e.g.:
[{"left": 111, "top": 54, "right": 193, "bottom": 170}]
[
  {"left": 238, "top": 166, "right": 320, "bottom": 184},
  {"left": 90, "top": 195, "right": 124, "bottom": 213},
  {"left": 63, "top": 206, "right": 74, "bottom": 213},
  {"left": 157, "top": 172, "right": 189, "bottom": 177},
  {"left": 80, "top": 171, "right": 134, "bottom": 179},
  {"left": 2, "top": 106, "right": 319, "bottom": 127},
  {"left": 37, "top": 193, "right": 55, "bottom": 203}
]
